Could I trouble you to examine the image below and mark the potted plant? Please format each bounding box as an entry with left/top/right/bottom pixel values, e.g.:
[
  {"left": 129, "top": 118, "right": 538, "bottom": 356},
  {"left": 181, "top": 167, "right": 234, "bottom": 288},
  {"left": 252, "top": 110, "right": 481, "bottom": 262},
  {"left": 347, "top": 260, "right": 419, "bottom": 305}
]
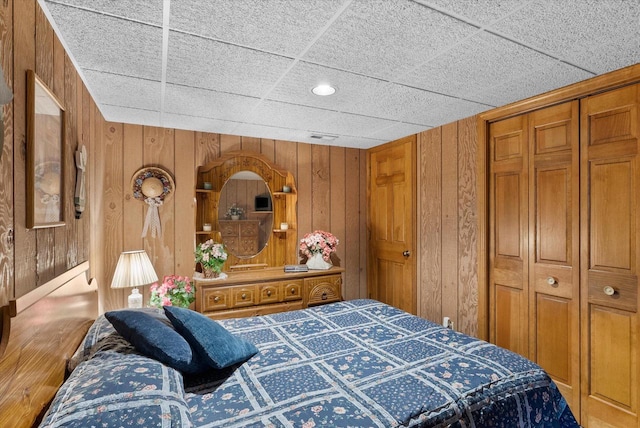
[
  {"left": 226, "top": 204, "right": 244, "bottom": 220},
  {"left": 195, "top": 239, "right": 227, "bottom": 278}
]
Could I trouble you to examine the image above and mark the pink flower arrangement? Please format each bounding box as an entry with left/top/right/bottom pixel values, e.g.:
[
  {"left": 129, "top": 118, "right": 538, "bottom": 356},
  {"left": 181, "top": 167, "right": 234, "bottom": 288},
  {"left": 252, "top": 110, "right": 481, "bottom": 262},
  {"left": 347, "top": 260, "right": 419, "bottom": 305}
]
[
  {"left": 149, "top": 275, "right": 195, "bottom": 308},
  {"left": 299, "top": 230, "right": 339, "bottom": 262}
]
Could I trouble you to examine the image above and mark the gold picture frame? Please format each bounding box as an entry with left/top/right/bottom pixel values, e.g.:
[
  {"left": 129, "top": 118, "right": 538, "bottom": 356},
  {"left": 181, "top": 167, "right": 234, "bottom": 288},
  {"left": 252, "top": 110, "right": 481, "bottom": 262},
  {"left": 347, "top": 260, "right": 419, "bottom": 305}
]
[{"left": 26, "top": 70, "right": 65, "bottom": 229}]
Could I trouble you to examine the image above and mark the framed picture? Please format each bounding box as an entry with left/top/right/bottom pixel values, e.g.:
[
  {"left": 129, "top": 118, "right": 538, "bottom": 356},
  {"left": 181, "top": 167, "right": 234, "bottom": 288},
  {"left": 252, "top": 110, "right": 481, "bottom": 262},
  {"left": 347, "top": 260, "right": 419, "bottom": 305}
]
[{"left": 26, "top": 70, "right": 65, "bottom": 229}]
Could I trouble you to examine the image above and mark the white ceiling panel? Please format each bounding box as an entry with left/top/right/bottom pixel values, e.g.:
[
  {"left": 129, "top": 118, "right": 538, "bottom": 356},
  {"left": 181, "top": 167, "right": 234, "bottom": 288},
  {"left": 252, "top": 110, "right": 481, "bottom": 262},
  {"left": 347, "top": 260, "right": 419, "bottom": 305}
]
[
  {"left": 161, "top": 113, "right": 239, "bottom": 135},
  {"left": 41, "top": 0, "right": 640, "bottom": 149},
  {"left": 303, "top": 0, "right": 479, "bottom": 80},
  {"left": 470, "top": 60, "right": 596, "bottom": 106},
  {"left": 163, "top": 85, "right": 260, "bottom": 121},
  {"left": 170, "top": 0, "right": 346, "bottom": 57},
  {"left": 82, "top": 71, "right": 161, "bottom": 111},
  {"left": 398, "top": 31, "right": 560, "bottom": 100},
  {"left": 493, "top": 0, "right": 640, "bottom": 73},
  {"left": 419, "top": 0, "right": 533, "bottom": 26},
  {"left": 100, "top": 105, "right": 161, "bottom": 127},
  {"left": 45, "top": 2, "right": 163, "bottom": 80},
  {"left": 48, "top": 0, "right": 163, "bottom": 24},
  {"left": 166, "top": 31, "right": 294, "bottom": 98}
]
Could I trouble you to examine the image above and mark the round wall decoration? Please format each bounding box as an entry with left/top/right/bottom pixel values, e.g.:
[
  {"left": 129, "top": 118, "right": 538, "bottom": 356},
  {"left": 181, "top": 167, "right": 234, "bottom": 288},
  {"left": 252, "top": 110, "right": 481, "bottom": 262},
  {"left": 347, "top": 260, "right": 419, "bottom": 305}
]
[
  {"left": 131, "top": 166, "right": 175, "bottom": 238},
  {"left": 131, "top": 166, "right": 175, "bottom": 203}
]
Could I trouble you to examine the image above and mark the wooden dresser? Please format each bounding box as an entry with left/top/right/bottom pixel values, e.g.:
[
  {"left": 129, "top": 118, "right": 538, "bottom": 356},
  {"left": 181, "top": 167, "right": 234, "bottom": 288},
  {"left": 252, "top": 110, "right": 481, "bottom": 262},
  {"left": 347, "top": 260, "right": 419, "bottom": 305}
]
[{"left": 194, "top": 267, "right": 344, "bottom": 319}]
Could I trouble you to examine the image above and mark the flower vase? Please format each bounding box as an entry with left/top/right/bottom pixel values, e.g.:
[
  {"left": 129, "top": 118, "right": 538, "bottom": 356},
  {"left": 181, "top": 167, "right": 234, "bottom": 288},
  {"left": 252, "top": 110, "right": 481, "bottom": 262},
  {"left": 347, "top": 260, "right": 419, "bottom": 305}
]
[
  {"left": 306, "top": 253, "right": 332, "bottom": 270},
  {"left": 203, "top": 267, "right": 220, "bottom": 279},
  {"left": 231, "top": 215, "right": 240, "bottom": 220}
]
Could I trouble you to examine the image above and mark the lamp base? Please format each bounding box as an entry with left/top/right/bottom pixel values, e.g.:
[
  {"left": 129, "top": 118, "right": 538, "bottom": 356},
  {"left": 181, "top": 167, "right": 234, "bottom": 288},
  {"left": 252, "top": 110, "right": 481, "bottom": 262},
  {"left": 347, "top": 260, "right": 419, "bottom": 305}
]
[{"left": 128, "top": 288, "right": 143, "bottom": 308}]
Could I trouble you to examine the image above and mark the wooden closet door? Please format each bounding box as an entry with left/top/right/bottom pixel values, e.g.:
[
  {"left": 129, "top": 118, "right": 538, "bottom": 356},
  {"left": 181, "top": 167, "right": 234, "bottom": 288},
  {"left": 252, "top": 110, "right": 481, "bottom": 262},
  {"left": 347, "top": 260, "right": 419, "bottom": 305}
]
[
  {"left": 581, "top": 84, "right": 639, "bottom": 427},
  {"left": 489, "top": 115, "right": 529, "bottom": 356},
  {"left": 528, "top": 101, "right": 580, "bottom": 416}
]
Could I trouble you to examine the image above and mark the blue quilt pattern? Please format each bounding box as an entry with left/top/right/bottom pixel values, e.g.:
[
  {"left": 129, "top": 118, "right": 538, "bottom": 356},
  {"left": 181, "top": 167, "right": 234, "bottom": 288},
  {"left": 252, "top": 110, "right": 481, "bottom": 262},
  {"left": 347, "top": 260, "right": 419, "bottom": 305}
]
[{"left": 185, "top": 299, "right": 578, "bottom": 427}]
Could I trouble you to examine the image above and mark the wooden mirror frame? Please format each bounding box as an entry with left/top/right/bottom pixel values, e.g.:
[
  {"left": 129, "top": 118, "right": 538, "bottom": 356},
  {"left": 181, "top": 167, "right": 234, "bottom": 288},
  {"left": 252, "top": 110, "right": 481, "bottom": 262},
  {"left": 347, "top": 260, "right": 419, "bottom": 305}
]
[{"left": 196, "top": 151, "right": 298, "bottom": 270}]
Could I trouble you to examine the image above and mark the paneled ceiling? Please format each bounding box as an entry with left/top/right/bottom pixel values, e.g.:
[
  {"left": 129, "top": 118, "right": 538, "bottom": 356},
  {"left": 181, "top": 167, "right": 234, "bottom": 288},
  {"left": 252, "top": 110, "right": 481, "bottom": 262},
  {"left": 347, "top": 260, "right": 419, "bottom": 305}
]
[{"left": 40, "top": 0, "right": 639, "bottom": 149}]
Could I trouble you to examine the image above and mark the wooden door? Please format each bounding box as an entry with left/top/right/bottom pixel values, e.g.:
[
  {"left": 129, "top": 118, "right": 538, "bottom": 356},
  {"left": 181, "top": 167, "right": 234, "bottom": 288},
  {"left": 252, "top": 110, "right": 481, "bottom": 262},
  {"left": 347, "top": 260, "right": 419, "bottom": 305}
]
[
  {"left": 528, "top": 101, "right": 581, "bottom": 416},
  {"left": 489, "top": 114, "right": 529, "bottom": 356},
  {"left": 581, "top": 84, "right": 640, "bottom": 427},
  {"left": 367, "top": 135, "right": 416, "bottom": 314}
]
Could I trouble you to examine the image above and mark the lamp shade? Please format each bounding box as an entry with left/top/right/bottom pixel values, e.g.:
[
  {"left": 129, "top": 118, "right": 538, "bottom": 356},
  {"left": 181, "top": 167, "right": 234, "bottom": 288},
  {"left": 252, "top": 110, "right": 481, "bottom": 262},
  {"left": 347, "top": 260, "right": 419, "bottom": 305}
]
[{"left": 111, "top": 250, "right": 158, "bottom": 289}]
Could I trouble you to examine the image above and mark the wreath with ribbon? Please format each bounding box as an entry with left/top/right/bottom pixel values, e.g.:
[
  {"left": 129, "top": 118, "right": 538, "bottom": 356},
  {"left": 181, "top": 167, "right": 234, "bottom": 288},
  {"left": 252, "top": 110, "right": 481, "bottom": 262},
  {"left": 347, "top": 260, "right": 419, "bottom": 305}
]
[{"left": 131, "top": 166, "right": 175, "bottom": 238}]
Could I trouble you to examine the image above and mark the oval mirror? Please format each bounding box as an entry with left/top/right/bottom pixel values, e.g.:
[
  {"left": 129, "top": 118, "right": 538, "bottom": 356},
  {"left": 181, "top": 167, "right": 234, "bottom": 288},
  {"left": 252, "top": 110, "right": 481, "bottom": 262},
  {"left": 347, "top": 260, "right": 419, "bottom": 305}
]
[{"left": 218, "top": 171, "right": 273, "bottom": 259}]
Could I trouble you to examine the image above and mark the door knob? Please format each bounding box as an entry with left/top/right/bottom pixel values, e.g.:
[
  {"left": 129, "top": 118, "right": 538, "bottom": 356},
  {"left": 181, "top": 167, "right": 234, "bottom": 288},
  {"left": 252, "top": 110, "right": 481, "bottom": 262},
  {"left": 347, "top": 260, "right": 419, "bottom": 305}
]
[{"left": 403, "top": 250, "right": 410, "bottom": 258}]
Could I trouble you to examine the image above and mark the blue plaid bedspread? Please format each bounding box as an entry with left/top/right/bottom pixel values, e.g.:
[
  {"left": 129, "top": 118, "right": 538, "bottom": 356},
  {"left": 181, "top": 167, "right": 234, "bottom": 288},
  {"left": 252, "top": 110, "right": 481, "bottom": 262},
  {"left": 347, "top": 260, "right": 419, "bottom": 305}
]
[{"left": 184, "top": 299, "right": 578, "bottom": 427}]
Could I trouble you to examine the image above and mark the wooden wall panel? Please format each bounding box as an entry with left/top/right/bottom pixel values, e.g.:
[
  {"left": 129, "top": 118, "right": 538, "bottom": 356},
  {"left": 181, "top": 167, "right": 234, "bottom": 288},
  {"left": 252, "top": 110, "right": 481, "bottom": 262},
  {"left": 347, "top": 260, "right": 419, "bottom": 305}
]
[
  {"left": 0, "top": 0, "right": 13, "bottom": 305},
  {"left": 457, "top": 116, "right": 479, "bottom": 337},
  {"left": 417, "top": 117, "right": 478, "bottom": 336},
  {"left": 13, "top": 0, "right": 38, "bottom": 298},
  {"left": 418, "top": 127, "right": 442, "bottom": 321}
]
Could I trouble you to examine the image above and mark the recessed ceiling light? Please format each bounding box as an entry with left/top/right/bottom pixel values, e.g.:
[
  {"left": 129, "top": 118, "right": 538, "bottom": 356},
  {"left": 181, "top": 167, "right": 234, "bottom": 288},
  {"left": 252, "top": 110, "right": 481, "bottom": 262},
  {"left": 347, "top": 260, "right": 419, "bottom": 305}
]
[{"left": 312, "top": 84, "right": 336, "bottom": 96}]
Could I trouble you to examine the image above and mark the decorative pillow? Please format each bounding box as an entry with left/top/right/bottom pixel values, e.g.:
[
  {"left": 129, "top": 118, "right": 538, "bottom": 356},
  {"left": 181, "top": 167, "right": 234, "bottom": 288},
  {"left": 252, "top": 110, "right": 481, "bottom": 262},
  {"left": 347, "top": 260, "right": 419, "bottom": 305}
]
[
  {"left": 105, "top": 309, "right": 208, "bottom": 374},
  {"left": 164, "top": 306, "right": 259, "bottom": 369}
]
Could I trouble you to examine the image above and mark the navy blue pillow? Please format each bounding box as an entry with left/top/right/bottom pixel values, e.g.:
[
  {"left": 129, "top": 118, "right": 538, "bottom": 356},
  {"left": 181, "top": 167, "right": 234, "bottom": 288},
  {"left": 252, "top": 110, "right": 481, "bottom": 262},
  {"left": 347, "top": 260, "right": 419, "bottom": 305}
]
[
  {"left": 105, "top": 309, "right": 208, "bottom": 374},
  {"left": 163, "top": 306, "right": 258, "bottom": 369}
]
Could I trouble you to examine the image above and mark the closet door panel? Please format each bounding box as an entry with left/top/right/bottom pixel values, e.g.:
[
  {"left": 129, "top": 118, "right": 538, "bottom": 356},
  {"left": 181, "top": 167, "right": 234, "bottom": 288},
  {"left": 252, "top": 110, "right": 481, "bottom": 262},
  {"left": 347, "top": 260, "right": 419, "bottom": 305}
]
[
  {"left": 581, "top": 83, "right": 639, "bottom": 427},
  {"left": 489, "top": 115, "right": 529, "bottom": 355},
  {"left": 529, "top": 101, "right": 580, "bottom": 416}
]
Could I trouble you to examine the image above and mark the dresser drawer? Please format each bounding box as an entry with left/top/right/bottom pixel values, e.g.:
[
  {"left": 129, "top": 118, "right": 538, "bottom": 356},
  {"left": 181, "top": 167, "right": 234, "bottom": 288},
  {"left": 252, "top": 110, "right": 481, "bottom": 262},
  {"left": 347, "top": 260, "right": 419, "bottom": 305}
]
[
  {"left": 258, "top": 283, "right": 280, "bottom": 304},
  {"left": 219, "top": 221, "right": 239, "bottom": 236},
  {"left": 202, "top": 288, "right": 230, "bottom": 311},
  {"left": 232, "top": 287, "right": 256, "bottom": 308},
  {"left": 305, "top": 275, "right": 342, "bottom": 306},
  {"left": 282, "top": 280, "right": 303, "bottom": 302},
  {"left": 239, "top": 221, "right": 259, "bottom": 236}
]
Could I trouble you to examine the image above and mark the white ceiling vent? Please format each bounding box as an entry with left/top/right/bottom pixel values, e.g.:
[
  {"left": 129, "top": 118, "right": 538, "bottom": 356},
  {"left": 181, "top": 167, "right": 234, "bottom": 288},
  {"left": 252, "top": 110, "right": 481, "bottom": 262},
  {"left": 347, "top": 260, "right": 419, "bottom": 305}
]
[{"left": 310, "top": 134, "right": 338, "bottom": 141}]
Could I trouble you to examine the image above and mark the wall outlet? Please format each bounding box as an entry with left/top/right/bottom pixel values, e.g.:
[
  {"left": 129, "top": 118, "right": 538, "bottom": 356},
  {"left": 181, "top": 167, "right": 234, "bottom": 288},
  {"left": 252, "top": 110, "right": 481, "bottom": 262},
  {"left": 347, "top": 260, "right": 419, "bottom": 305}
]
[{"left": 442, "top": 316, "right": 454, "bottom": 330}]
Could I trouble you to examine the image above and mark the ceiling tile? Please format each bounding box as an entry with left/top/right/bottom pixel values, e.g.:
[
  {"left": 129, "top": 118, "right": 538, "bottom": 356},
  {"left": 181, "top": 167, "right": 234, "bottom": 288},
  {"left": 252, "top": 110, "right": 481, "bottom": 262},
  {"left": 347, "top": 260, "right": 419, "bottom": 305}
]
[
  {"left": 492, "top": 0, "right": 640, "bottom": 73},
  {"left": 45, "top": 0, "right": 163, "bottom": 25},
  {"left": 303, "top": 0, "right": 479, "bottom": 80},
  {"left": 83, "top": 71, "right": 161, "bottom": 111},
  {"left": 418, "top": 0, "right": 533, "bottom": 26},
  {"left": 161, "top": 113, "right": 239, "bottom": 135},
  {"left": 166, "top": 31, "right": 294, "bottom": 98},
  {"left": 163, "top": 84, "right": 260, "bottom": 120},
  {"left": 45, "top": 2, "right": 163, "bottom": 80},
  {"left": 246, "top": 100, "right": 398, "bottom": 138},
  {"left": 169, "top": 0, "right": 345, "bottom": 57},
  {"left": 368, "top": 122, "right": 433, "bottom": 141},
  {"left": 398, "top": 31, "right": 558, "bottom": 100},
  {"left": 470, "top": 60, "right": 595, "bottom": 106},
  {"left": 100, "top": 105, "right": 161, "bottom": 126}
]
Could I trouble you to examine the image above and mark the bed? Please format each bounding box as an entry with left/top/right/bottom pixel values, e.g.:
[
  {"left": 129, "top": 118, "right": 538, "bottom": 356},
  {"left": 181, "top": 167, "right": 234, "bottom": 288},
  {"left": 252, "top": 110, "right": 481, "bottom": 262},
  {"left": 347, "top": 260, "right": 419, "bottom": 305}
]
[{"left": 39, "top": 299, "right": 577, "bottom": 427}]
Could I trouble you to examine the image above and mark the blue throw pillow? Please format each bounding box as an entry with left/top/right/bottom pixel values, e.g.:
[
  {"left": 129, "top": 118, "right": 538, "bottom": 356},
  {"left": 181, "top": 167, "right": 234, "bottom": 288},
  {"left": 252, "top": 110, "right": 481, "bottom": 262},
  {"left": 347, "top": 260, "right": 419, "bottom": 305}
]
[
  {"left": 105, "top": 309, "right": 208, "bottom": 374},
  {"left": 163, "top": 306, "right": 259, "bottom": 369}
]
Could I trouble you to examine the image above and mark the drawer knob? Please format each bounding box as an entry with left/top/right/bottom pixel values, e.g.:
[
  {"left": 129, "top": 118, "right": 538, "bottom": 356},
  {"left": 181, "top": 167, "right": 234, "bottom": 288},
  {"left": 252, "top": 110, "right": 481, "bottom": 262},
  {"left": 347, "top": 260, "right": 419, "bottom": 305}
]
[
  {"left": 213, "top": 296, "right": 220, "bottom": 303},
  {"left": 241, "top": 293, "right": 247, "bottom": 299},
  {"left": 546, "top": 276, "right": 557, "bottom": 286},
  {"left": 321, "top": 292, "right": 327, "bottom": 300},
  {"left": 603, "top": 285, "right": 615, "bottom": 296},
  {"left": 266, "top": 290, "right": 272, "bottom": 297},
  {"left": 291, "top": 288, "right": 296, "bottom": 295}
]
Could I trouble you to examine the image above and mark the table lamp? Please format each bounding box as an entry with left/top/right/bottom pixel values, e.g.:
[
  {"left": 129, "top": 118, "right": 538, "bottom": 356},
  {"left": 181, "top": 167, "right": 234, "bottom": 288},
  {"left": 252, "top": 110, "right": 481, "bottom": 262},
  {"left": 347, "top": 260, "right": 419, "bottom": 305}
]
[{"left": 110, "top": 250, "right": 158, "bottom": 308}]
